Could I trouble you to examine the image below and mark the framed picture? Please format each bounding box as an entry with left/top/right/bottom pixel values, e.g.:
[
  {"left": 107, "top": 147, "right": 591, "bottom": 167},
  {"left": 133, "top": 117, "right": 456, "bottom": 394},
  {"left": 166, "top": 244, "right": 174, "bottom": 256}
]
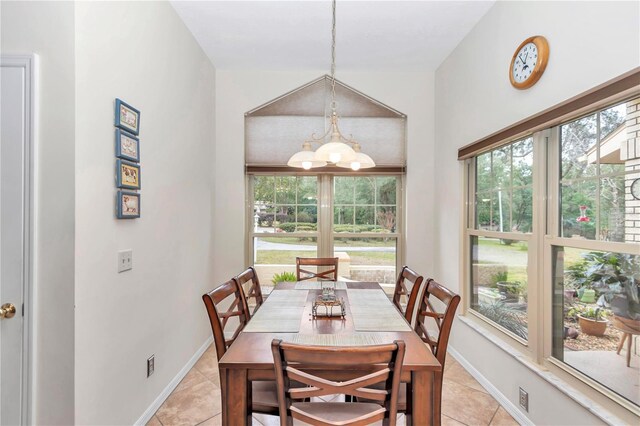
[
  {"left": 117, "top": 191, "right": 140, "bottom": 219},
  {"left": 116, "top": 159, "right": 141, "bottom": 190},
  {"left": 115, "top": 129, "right": 140, "bottom": 162},
  {"left": 115, "top": 98, "right": 141, "bottom": 135}
]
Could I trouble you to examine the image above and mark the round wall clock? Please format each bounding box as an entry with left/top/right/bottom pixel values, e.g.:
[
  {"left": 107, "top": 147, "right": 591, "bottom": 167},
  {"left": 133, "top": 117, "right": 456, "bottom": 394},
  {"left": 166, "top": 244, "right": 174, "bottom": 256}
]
[
  {"left": 509, "top": 35, "right": 549, "bottom": 90},
  {"left": 631, "top": 178, "right": 640, "bottom": 200}
]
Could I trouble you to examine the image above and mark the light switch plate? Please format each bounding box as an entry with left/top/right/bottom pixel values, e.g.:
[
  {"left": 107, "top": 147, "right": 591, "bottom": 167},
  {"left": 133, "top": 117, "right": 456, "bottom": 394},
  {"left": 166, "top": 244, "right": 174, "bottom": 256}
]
[{"left": 118, "top": 249, "right": 133, "bottom": 273}]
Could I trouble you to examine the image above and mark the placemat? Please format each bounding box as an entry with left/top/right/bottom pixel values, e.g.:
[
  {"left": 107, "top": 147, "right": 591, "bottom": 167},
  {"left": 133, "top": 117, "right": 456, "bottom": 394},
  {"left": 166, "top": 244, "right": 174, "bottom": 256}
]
[
  {"left": 347, "top": 289, "right": 411, "bottom": 332},
  {"left": 285, "top": 333, "right": 391, "bottom": 346},
  {"left": 294, "top": 281, "right": 348, "bottom": 290},
  {"left": 243, "top": 290, "right": 309, "bottom": 333}
]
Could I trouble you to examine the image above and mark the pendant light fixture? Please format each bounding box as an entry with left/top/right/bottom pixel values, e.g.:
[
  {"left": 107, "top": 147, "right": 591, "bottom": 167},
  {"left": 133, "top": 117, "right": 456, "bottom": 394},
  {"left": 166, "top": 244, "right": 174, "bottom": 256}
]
[{"left": 287, "top": 0, "right": 375, "bottom": 171}]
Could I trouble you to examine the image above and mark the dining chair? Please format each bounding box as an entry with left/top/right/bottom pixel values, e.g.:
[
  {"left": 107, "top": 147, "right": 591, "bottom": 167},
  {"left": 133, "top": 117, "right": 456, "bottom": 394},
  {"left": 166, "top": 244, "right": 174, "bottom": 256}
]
[
  {"left": 391, "top": 266, "right": 425, "bottom": 326},
  {"left": 296, "top": 257, "right": 339, "bottom": 281},
  {"left": 412, "top": 278, "right": 461, "bottom": 420},
  {"left": 271, "top": 339, "right": 406, "bottom": 426},
  {"left": 202, "top": 279, "right": 279, "bottom": 415},
  {"left": 235, "top": 266, "right": 264, "bottom": 316}
]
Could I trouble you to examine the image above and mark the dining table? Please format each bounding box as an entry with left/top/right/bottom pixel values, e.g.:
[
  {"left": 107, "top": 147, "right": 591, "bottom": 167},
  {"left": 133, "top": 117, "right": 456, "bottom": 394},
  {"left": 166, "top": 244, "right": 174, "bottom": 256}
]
[{"left": 218, "top": 281, "right": 442, "bottom": 425}]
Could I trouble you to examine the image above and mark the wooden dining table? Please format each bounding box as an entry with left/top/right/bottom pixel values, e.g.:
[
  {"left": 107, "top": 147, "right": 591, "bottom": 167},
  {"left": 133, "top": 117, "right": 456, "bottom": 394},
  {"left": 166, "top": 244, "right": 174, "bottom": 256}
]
[{"left": 218, "top": 281, "right": 442, "bottom": 425}]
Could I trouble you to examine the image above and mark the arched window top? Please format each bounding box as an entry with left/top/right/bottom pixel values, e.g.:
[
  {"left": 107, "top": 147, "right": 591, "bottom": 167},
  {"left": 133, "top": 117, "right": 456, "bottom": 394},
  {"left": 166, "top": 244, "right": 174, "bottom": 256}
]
[{"left": 245, "top": 75, "right": 407, "bottom": 169}]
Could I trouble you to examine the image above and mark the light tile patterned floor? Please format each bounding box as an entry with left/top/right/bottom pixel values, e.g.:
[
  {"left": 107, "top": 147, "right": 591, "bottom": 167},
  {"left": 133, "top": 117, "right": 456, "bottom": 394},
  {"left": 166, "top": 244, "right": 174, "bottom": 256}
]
[{"left": 149, "top": 346, "right": 519, "bottom": 426}]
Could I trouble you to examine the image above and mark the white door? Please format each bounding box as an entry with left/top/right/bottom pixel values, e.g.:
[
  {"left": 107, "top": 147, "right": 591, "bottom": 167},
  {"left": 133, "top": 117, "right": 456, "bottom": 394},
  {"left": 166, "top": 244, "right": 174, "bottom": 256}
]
[{"left": 1, "top": 55, "right": 35, "bottom": 426}]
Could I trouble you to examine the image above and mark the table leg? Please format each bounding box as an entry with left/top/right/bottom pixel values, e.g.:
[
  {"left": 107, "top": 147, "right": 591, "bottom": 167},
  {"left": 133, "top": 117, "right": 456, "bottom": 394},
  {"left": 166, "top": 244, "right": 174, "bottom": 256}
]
[
  {"left": 411, "top": 370, "right": 439, "bottom": 426},
  {"left": 626, "top": 333, "right": 632, "bottom": 368},
  {"left": 220, "top": 368, "right": 251, "bottom": 426}
]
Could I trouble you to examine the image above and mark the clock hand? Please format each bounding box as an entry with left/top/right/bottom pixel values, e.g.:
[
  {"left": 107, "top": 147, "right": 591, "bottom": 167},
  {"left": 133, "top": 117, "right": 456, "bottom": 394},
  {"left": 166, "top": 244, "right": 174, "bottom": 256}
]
[{"left": 518, "top": 54, "right": 525, "bottom": 64}]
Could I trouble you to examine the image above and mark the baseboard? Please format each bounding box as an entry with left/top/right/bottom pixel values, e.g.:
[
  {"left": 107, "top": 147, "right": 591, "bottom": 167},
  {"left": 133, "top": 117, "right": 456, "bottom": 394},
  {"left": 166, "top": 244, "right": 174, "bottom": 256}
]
[
  {"left": 448, "top": 347, "right": 534, "bottom": 426},
  {"left": 135, "top": 337, "right": 213, "bottom": 426}
]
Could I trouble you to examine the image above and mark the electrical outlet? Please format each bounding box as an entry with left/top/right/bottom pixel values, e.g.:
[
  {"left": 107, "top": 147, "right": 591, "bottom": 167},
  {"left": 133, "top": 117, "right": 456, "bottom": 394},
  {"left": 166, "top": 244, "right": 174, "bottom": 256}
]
[
  {"left": 118, "top": 249, "right": 133, "bottom": 273},
  {"left": 147, "top": 355, "right": 155, "bottom": 377},
  {"left": 519, "top": 387, "right": 529, "bottom": 411}
]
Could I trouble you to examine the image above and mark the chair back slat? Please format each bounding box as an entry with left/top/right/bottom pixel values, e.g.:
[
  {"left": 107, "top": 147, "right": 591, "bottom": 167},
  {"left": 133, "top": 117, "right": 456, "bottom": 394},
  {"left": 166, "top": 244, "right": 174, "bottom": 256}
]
[
  {"left": 414, "top": 279, "right": 460, "bottom": 365},
  {"left": 392, "top": 266, "right": 424, "bottom": 326},
  {"left": 296, "top": 257, "right": 339, "bottom": 281},
  {"left": 413, "top": 279, "right": 460, "bottom": 424},
  {"left": 279, "top": 343, "right": 396, "bottom": 365},
  {"left": 235, "top": 266, "right": 264, "bottom": 316},
  {"left": 285, "top": 366, "right": 391, "bottom": 402},
  {"left": 202, "top": 279, "right": 250, "bottom": 361},
  {"left": 271, "top": 340, "right": 405, "bottom": 426}
]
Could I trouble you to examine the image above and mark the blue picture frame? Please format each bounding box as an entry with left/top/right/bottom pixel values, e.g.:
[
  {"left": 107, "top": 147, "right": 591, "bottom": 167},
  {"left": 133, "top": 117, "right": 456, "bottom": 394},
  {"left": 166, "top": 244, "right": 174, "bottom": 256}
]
[
  {"left": 115, "top": 98, "right": 141, "bottom": 135},
  {"left": 115, "top": 129, "right": 140, "bottom": 162},
  {"left": 117, "top": 191, "right": 140, "bottom": 219},
  {"left": 116, "top": 159, "right": 141, "bottom": 190}
]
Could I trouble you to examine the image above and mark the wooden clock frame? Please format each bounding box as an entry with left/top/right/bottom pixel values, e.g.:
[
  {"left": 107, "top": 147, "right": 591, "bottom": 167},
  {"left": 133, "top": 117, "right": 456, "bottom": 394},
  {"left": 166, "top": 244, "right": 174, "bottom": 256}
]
[{"left": 509, "top": 35, "right": 549, "bottom": 90}]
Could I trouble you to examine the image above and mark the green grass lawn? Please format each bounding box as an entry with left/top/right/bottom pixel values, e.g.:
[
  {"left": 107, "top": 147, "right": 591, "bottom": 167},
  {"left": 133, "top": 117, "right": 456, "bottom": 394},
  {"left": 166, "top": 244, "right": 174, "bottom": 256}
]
[
  {"left": 260, "top": 236, "right": 395, "bottom": 247},
  {"left": 256, "top": 250, "right": 316, "bottom": 264},
  {"left": 260, "top": 237, "right": 316, "bottom": 246},
  {"left": 475, "top": 237, "right": 589, "bottom": 284},
  {"left": 257, "top": 249, "right": 394, "bottom": 266}
]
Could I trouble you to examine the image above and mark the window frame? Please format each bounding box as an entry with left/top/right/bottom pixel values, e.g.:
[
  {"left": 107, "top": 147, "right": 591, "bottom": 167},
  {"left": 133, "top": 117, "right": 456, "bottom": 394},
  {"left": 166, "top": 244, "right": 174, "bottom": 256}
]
[
  {"left": 464, "top": 132, "right": 543, "bottom": 348},
  {"left": 246, "top": 171, "right": 405, "bottom": 285},
  {"left": 462, "top": 93, "right": 640, "bottom": 416}
]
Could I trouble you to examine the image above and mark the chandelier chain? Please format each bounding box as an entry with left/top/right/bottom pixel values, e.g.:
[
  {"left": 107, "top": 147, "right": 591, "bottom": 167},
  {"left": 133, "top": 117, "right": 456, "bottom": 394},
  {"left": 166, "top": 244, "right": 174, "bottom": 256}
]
[
  {"left": 287, "top": 0, "right": 375, "bottom": 170},
  {"left": 330, "top": 0, "right": 337, "bottom": 111}
]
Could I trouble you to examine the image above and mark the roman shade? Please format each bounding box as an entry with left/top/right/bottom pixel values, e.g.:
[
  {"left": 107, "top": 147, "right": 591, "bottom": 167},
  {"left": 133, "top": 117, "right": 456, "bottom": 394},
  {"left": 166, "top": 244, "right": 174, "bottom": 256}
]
[{"left": 245, "top": 76, "right": 407, "bottom": 170}]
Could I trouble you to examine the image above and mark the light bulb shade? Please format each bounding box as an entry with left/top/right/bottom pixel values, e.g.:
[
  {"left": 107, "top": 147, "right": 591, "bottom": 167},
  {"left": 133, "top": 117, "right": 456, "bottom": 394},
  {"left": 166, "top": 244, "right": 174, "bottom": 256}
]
[
  {"left": 287, "top": 149, "right": 327, "bottom": 169},
  {"left": 314, "top": 142, "right": 356, "bottom": 164},
  {"left": 336, "top": 151, "right": 376, "bottom": 169}
]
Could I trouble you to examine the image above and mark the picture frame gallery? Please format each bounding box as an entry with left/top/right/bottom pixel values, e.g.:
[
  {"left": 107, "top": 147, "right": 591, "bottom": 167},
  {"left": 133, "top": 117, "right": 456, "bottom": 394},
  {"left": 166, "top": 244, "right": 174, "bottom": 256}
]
[{"left": 115, "top": 98, "right": 141, "bottom": 219}]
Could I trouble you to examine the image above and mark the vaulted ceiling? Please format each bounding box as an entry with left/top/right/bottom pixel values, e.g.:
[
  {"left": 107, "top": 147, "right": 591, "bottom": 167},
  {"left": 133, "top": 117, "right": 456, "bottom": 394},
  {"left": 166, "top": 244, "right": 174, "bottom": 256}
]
[{"left": 170, "top": 1, "right": 495, "bottom": 71}]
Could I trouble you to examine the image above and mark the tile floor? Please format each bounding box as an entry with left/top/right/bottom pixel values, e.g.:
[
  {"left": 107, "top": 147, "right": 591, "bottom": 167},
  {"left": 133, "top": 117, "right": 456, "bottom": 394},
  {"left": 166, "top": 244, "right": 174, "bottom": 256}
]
[{"left": 148, "top": 345, "right": 519, "bottom": 426}]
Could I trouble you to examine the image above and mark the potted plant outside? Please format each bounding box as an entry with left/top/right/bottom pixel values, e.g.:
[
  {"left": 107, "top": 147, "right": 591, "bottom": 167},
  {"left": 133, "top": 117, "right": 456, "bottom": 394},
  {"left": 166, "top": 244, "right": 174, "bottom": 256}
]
[
  {"left": 569, "top": 305, "right": 608, "bottom": 337},
  {"left": 570, "top": 252, "right": 639, "bottom": 321}
]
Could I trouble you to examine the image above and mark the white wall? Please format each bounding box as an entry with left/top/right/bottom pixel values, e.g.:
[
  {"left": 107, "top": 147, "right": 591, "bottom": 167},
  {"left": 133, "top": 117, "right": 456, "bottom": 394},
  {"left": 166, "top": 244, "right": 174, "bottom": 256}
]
[
  {"left": 434, "top": 1, "right": 640, "bottom": 424},
  {"left": 213, "top": 70, "right": 434, "bottom": 284},
  {"left": 74, "top": 1, "right": 216, "bottom": 424},
  {"left": 1, "top": 2, "right": 76, "bottom": 424}
]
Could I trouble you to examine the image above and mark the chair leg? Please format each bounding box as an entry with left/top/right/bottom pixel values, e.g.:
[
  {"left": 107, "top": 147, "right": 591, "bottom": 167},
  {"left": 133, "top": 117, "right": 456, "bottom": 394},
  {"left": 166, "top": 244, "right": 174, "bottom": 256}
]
[{"left": 626, "top": 333, "right": 632, "bottom": 368}]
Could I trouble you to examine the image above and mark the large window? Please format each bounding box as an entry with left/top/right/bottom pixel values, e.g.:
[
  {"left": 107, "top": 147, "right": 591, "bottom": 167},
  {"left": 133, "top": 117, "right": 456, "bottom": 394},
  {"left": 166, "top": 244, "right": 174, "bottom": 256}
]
[
  {"left": 465, "top": 97, "right": 640, "bottom": 412},
  {"left": 249, "top": 174, "right": 402, "bottom": 290}
]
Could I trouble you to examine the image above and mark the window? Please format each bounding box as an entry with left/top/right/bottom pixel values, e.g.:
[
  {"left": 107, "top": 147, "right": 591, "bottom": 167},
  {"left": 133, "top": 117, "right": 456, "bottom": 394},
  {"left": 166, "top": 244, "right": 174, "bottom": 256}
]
[
  {"left": 333, "top": 176, "right": 399, "bottom": 287},
  {"left": 465, "top": 96, "right": 640, "bottom": 412},
  {"left": 559, "top": 104, "right": 628, "bottom": 241},
  {"left": 469, "top": 137, "right": 533, "bottom": 341},
  {"left": 252, "top": 176, "right": 319, "bottom": 269},
  {"left": 249, "top": 174, "right": 402, "bottom": 290},
  {"left": 550, "top": 101, "right": 639, "bottom": 409}
]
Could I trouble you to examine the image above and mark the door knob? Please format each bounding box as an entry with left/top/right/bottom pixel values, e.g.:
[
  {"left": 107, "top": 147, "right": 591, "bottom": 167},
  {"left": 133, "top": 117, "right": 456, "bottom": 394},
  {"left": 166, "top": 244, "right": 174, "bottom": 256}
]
[{"left": 0, "top": 303, "right": 16, "bottom": 319}]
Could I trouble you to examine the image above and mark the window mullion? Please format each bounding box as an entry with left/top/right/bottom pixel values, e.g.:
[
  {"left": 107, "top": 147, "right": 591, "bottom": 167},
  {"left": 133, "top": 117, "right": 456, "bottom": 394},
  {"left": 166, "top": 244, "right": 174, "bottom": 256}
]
[
  {"left": 245, "top": 175, "right": 255, "bottom": 267},
  {"left": 318, "top": 175, "right": 333, "bottom": 258},
  {"left": 530, "top": 129, "right": 547, "bottom": 363},
  {"left": 468, "top": 159, "right": 477, "bottom": 229}
]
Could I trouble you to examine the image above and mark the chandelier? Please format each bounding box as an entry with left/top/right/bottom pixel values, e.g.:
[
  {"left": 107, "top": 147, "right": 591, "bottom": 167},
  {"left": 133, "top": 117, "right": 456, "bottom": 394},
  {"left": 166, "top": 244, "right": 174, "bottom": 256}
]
[{"left": 287, "top": 0, "right": 375, "bottom": 171}]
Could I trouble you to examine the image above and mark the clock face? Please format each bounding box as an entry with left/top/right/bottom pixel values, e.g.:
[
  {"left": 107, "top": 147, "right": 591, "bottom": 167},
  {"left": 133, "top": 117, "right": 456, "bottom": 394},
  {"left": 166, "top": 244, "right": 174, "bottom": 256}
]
[
  {"left": 512, "top": 42, "right": 538, "bottom": 84},
  {"left": 509, "top": 36, "right": 549, "bottom": 89}
]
